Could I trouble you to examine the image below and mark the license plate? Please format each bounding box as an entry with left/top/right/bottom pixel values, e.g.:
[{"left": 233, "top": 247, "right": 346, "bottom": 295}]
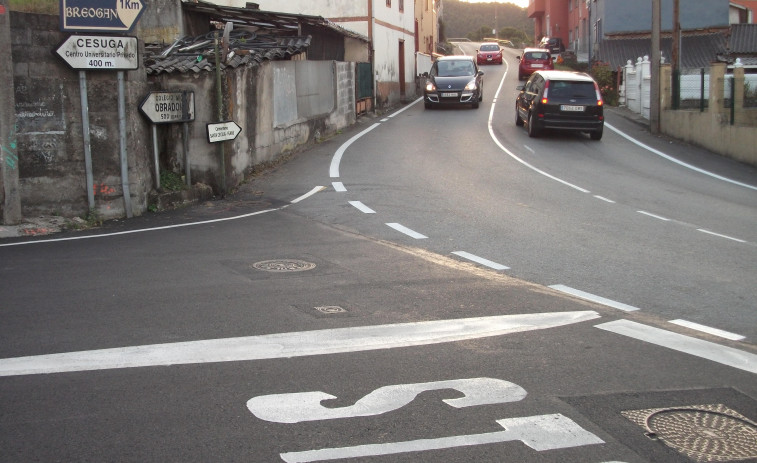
[
  {"left": 441, "top": 92, "right": 457, "bottom": 98},
  {"left": 531, "top": 64, "right": 543, "bottom": 68},
  {"left": 487, "top": 57, "right": 492, "bottom": 61},
  {"left": 561, "top": 105, "right": 585, "bottom": 112}
]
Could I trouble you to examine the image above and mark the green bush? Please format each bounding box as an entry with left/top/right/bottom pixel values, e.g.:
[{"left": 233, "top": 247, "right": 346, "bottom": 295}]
[{"left": 160, "top": 171, "right": 186, "bottom": 191}]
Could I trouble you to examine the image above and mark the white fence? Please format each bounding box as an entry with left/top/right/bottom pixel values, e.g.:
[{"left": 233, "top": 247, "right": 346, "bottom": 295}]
[{"left": 619, "top": 56, "right": 651, "bottom": 119}]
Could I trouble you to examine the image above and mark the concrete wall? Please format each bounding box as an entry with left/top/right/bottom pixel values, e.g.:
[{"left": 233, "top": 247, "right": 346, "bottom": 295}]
[
  {"left": 10, "top": 12, "right": 153, "bottom": 220},
  {"left": 153, "top": 60, "right": 356, "bottom": 194},
  {"left": 659, "top": 63, "right": 757, "bottom": 166}
]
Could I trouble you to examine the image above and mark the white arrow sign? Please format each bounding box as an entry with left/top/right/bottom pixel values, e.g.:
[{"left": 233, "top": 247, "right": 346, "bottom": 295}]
[
  {"left": 207, "top": 121, "right": 242, "bottom": 143},
  {"left": 139, "top": 91, "right": 195, "bottom": 124},
  {"left": 55, "top": 35, "right": 139, "bottom": 70}
]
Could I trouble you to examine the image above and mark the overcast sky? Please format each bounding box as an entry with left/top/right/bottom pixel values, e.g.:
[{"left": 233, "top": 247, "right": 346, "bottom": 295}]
[{"left": 459, "top": 0, "right": 529, "bottom": 8}]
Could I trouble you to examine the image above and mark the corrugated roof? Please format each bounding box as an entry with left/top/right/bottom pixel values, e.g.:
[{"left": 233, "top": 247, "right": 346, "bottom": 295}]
[
  {"left": 597, "top": 31, "right": 728, "bottom": 71},
  {"left": 730, "top": 23, "right": 757, "bottom": 54}
]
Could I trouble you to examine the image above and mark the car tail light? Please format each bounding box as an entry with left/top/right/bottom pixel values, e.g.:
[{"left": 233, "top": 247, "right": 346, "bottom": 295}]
[
  {"left": 541, "top": 80, "right": 550, "bottom": 104},
  {"left": 594, "top": 81, "right": 604, "bottom": 106}
]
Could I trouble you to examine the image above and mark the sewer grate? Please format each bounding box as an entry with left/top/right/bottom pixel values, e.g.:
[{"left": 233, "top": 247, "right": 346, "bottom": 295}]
[
  {"left": 252, "top": 259, "right": 316, "bottom": 272},
  {"left": 622, "top": 404, "right": 757, "bottom": 462},
  {"left": 314, "top": 306, "right": 347, "bottom": 314}
]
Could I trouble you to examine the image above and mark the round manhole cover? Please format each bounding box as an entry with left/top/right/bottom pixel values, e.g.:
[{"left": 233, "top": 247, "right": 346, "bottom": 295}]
[
  {"left": 624, "top": 404, "right": 757, "bottom": 462},
  {"left": 252, "top": 259, "right": 316, "bottom": 272}
]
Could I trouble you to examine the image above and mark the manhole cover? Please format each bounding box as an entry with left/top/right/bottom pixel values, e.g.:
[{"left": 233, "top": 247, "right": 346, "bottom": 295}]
[
  {"left": 315, "top": 306, "right": 347, "bottom": 314},
  {"left": 252, "top": 259, "right": 316, "bottom": 272},
  {"left": 623, "top": 404, "right": 757, "bottom": 462}
]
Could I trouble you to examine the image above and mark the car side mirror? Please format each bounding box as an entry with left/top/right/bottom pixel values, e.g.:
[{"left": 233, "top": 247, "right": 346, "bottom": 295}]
[
  {"left": 516, "top": 85, "right": 525, "bottom": 91},
  {"left": 478, "top": 70, "right": 484, "bottom": 76},
  {"left": 516, "top": 56, "right": 521, "bottom": 61},
  {"left": 421, "top": 72, "right": 429, "bottom": 77}
]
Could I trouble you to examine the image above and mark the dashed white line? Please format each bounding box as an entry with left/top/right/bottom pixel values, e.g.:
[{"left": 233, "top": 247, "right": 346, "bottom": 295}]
[
  {"left": 596, "top": 319, "right": 757, "bottom": 374},
  {"left": 291, "top": 186, "right": 326, "bottom": 204},
  {"left": 349, "top": 201, "right": 376, "bottom": 214},
  {"left": 697, "top": 229, "right": 746, "bottom": 243},
  {"left": 332, "top": 182, "right": 346, "bottom": 192},
  {"left": 524, "top": 145, "right": 535, "bottom": 154},
  {"left": 452, "top": 251, "right": 509, "bottom": 270},
  {"left": 549, "top": 285, "right": 641, "bottom": 312},
  {"left": 637, "top": 210, "right": 670, "bottom": 221},
  {"left": 669, "top": 319, "right": 746, "bottom": 341},
  {"left": 593, "top": 195, "right": 615, "bottom": 203},
  {"left": 386, "top": 223, "right": 428, "bottom": 239}
]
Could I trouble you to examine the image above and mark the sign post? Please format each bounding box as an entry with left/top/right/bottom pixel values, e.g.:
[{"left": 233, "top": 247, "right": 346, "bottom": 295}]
[{"left": 139, "top": 91, "right": 195, "bottom": 188}]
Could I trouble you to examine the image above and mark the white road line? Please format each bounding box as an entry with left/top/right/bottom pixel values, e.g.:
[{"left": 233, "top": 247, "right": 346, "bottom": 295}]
[
  {"left": 349, "top": 201, "right": 376, "bottom": 214},
  {"left": 387, "top": 97, "right": 422, "bottom": 117},
  {"left": 549, "top": 285, "right": 641, "bottom": 312},
  {"left": 332, "top": 182, "right": 346, "bottom": 192},
  {"left": 669, "top": 319, "right": 746, "bottom": 341},
  {"left": 330, "top": 123, "right": 380, "bottom": 178},
  {"left": 697, "top": 229, "right": 746, "bottom": 243},
  {"left": 291, "top": 186, "right": 326, "bottom": 204},
  {"left": 596, "top": 319, "right": 757, "bottom": 374},
  {"left": 386, "top": 223, "right": 428, "bottom": 239},
  {"left": 452, "top": 251, "right": 509, "bottom": 270},
  {"left": 605, "top": 123, "right": 757, "bottom": 192},
  {"left": 0, "top": 206, "right": 287, "bottom": 247},
  {"left": 280, "top": 414, "right": 603, "bottom": 462},
  {"left": 524, "top": 145, "right": 535, "bottom": 153},
  {"left": 593, "top": 195, "right": 615, "bottom": 203},
  {"left": 637, "top": 210, "right": 671, "bottom": 221},
  {"left": 0, "top": 311, "right": 600, "bottom": 377}
]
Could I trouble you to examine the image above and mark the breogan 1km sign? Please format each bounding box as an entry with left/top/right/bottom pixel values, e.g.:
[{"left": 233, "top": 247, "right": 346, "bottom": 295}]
[
  {"left": 60, "top": 0, "right": 146, "bottom": 33},
  {"left": 55, "top": 35, "right": 139, "bottom": 70}
]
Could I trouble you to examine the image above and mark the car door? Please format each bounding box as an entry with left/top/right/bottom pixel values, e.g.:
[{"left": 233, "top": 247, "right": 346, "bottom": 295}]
[{"left": 517, "top": 75, "right": 541, "bottom": 120}]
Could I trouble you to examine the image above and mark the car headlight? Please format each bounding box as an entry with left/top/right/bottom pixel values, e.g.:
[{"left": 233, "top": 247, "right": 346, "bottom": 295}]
[
  {"left": 425, "top": 81, "right": 436, "bottom": 92},
  {"left": 465, "top": 79, "right": 477, "bottom": 91}
]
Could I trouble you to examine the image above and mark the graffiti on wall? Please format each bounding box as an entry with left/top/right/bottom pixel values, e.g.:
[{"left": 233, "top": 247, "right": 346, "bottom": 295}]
[{"left": 1, "top": 124, "right": 18, "bottom": 170}]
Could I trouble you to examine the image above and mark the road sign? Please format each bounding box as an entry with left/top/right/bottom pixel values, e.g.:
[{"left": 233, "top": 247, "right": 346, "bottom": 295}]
[
  {"left": 60, "top": 0, "right": 146, "bottom": 33},
  {"left": 139, "top": 91, "right": 195, "bottom": 124},
  {"left": 207, "top": 121, "right": 242, "bottom": 143},
  {"left": 55, "top": 35, "right": 139, "bottom": 70}
]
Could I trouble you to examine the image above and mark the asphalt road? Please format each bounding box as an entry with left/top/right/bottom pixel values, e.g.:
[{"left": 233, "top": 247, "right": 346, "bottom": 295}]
[{"left": 1, "top": 43, "right": 756, "bottom": 462}]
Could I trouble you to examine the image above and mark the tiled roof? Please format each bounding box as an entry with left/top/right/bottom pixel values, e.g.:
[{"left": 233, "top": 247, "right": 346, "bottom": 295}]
[
  {"left": 145, "top": 33, "right": 311, "bottom": 75},
  {"left": 597, "top": 31, "right": 728, "bottom": 71}
]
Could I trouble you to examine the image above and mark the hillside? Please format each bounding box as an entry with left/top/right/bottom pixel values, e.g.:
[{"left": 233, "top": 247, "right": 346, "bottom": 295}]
[{"left": 442, "top": 0, "right": 534, "bottom": 45}]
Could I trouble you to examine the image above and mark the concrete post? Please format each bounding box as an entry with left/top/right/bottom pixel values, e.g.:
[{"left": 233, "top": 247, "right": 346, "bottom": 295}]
[
  {"left": 0, "top": 0, "right": 22, "bottom": 224},
  {"left": 734, "top": 60, "right": 745, "bottom": 113},
  {"left": 660, "top": 63, "right": 672, "bottom": 111},
  {"left": 709, "top": 62, "right": 726, "bottom": 114}
]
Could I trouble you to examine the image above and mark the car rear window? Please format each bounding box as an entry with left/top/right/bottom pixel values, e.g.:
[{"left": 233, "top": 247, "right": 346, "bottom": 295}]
[
  {"left": 525, "top": 52, "right": 550, "bottom": 60},
  {"left": 480, "top": 45, "right": 499, "bottom": 51},
  {"left": 548, "top": 81, "right": 596, "bottom": 99}
]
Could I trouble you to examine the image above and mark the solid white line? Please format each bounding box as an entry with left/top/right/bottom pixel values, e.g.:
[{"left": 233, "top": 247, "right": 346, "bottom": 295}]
[
  {"left": 486, "top": 67, "right": 591, "bottom": 194},
  {"left": 549, "top": 285, "right": 641, "bottom": 312},
  {"left": 605, "top": 122, "right": 757, "bottom": 192},
  {"left": 332, "top": 182, "right": 346, "bottom": 192},
  {"left": 669, "top": 319, "right": 746, "bottom": 341},
  {"left": 0, "top": 207, "right": 287, "bottom": 247},
  {"left": 330, "top": 123, "right": 380, "bottom": 178},
  {"left": 0, "top": 311, "right": 600, "bottom": 377},
  {"left": 596, "top": 319, "right": 757, "bottom": 374},
  {"left": 387, "top": 97, "right": 422, "bottom": 117},
  {"left": 386, "top": 223, "right": 428, "bottom": 239},
  {"left": 697, "top": 229, "right": 746, "bottom": 243},
  {"left": 349, "top": 201, "right": 376, "bottom": 214},
  {"left": 291, "top": 186, "right": 326, "bottom": 204},
  {"left": 637, "top": 210, "right": 671, "bottom": 221},
  {"left": 452, "top": 251, "right": 509, "bottom": 270},
  {"left": 593, "top": 195, "right": 615, "bottom": 203}
]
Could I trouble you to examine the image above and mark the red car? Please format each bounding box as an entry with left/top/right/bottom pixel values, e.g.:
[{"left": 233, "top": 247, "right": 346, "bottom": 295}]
[
  {"left": 476, "top": 42, "right": 503, "bottom": 65},
  {"left": 516, "top": 47, "right": 554, "bottom": 80}
]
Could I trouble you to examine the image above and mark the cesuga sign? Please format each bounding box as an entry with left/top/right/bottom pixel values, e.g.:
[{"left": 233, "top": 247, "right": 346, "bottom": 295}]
[{"left": 60, "top": 0, "right": 146, "bottom": 33}]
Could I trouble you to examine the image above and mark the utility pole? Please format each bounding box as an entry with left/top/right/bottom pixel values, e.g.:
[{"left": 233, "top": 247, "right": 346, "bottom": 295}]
[
  {"left": 0, "top": 0, "right": 22, "bottom": 224},
  {"left": 671, "top": 0, "right": 680, "bottom": 109},
  {"left": 650, "top": 0, "right": 661, "bottom": 134}
]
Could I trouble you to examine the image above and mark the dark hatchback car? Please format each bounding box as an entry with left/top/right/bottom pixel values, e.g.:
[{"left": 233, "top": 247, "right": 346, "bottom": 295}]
[
  {"left": 423, "top": 56, "right": 484, "bottom": 109},
  {"left": 538, "top": 36, "right": 565, "bottom": 55},
  {"left": 515, "top": 70, "right": 604, "bottom": 140}
]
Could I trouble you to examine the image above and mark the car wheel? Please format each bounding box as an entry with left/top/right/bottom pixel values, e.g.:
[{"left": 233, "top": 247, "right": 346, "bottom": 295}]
[
  {"left": 515, "top": 105, "right": 524, "bottom": 126},
  {"left": 590, "top": 126, "right": 603, "bottom": 140},
  {"left": 527, "top": 112, "right": 539, "bottom": 138},
  {"left": 518, "top": 73, "right": 524, "bottom": 81},
  {"left": 424, "top": 102, "right": 432, "bottom": 109},
  {"left": 472, "top": 101, "right": 479, "bottom": 109}
]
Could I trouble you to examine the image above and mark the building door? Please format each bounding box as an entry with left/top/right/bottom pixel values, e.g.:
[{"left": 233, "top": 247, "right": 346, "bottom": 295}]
[{"left": 398, "top": 40, "right": 406, "bottom": 98}]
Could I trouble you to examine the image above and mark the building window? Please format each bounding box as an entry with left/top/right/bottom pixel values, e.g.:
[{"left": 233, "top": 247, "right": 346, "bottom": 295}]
[
  {"left": 386, "top": 0, "right": 391, "bottom": 7},
  {"left": 399, "top": 0, "right": 404, "bottom": 12}
]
